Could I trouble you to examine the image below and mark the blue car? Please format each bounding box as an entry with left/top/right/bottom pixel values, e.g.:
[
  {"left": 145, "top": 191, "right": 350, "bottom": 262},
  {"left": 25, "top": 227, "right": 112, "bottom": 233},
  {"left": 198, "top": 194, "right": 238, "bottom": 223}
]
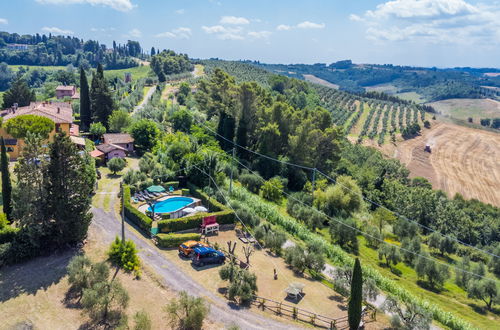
[{"left": 192, "top": 246, "right": 225, "bottom": 267}]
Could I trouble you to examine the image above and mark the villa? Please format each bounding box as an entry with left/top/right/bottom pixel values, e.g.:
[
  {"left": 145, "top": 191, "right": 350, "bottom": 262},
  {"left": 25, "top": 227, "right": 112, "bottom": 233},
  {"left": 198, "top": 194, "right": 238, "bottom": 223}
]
[
  {"left": 103, "top": 133, "right": 134, "bottom": 152},
  {"left": 56, "top": 85, "right": 79, "bottom": 100},
  {"left": 0, "top": 101, "right": 78, "bottom": 159}
]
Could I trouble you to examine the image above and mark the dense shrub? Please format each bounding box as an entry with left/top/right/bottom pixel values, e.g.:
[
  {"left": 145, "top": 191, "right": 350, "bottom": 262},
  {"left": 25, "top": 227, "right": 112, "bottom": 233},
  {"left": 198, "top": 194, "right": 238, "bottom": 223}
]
[
  {"left": 123, "top": 185, "right": 153, "bottom": 233},
  {"left": 239, "top": 173, "right": 263, "bottom": 193},
  {"left": 156, "top": 233, "right": 202, "bottom": 248},
  {"left": 0, "top": 226, "right": 19, "bottom": 244}
]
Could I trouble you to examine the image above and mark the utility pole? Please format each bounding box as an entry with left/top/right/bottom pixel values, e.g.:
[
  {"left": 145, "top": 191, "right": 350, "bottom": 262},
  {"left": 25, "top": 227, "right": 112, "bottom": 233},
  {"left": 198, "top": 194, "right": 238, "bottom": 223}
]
[
  {"left": 121, "top": 181, "right": 125, "bottom": 242},
  {"left": 312, "top": 168, "right": 317, "bottom": 201},
  {"left": 229, "top": 147, "right": 235, "bottom": 195}
]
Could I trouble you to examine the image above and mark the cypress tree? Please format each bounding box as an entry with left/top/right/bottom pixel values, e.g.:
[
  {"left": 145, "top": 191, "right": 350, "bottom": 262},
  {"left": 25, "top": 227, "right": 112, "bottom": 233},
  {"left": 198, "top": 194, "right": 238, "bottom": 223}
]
[
  {"left": 2, "top": 77, "right": 36, "bottom": 108},
  {"left": 1, "top": 137, "right": 12, "bottom": 221},
  {"left": 348, "top": 258, "right": 363, "bottom": 330},
  {"left": 236, "top": 117, "right": 247, "bottom": 158},
  {"left": 90, "top": 64, "right": 114, "bottom": 129},
  {"left": 79, "top": 67, "right": 91, "bottom": 131}
]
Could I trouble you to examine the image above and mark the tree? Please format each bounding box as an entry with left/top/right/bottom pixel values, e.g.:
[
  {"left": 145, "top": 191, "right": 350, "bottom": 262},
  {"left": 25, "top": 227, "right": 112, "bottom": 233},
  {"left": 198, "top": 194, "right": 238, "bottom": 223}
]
[
  {"left": 67, "top": 255, "right": 109, "bottom": 300},
  {"left": 378, "top": 244, "right": 401, "bottom": 269},
  {"left": 133, "top": 310, "right": 152, "bottom": 330},
  {"left": 330, "top": 217, "right": 359, "bottom": 252},
  {"left": 415, "top": 254, "right": 450, "bottom": 289},
  {"left": 348, "top": 258, "right": 363, "bottom": 330},
  {"left": 284, "top": 245, "right": 307, "bottom": 273},
  {"left": 260, "top": 177, "right": 283, "bottom": 202},
  {"left": 89, "top": 122, "right": 106, "bottom": 137},
  {"left": 220, "top": 264, "right": 258, "bottom": 305},
  {"left": 107, "top": 236, "right": 140, "bottom": 275},
  {"left": 107, "top": 158, "right": 126, "bottom": 175},
  {"left": 81, "top": 278, "right": 129, "bottom": 325},
  {"left": 90, "top": 63, "right": 114, "bottom": 128},
  {"left": 2, "top": 77, "right": 36, "bottom": 108},
  {"left": 372, "top": 207, "right": 397, "bottom": 234},
  {"left": 401, "top": 237, "right": 421, "bottom": 265},
  {"left": 264, "top": 229, "right": 286, "bottom": 255},
  {"left": 5, "top": 114, "right": 55, "bottom": 139},
  {"left": 1, "top": 137, "right": 12, "bottom": 221},
  {"left": 314, "top": 176, "right": 363, "bottom": 216},
  {"left": 171, "top": 109, "right": 193, "bottom": 133},
  {"left": 165, "top": 291, "right": 209, "bottom": 330},
  {"left": 109, "top": 110, "right": 131, "bottom": 133},
  {"left": 467, "top": 279, "right": 498, "bottom": 311},
  {"left": 382, "top": 296, "right": 432, "bottom": 330},
  {"left": 46, "top": 132, "right": 95, "bottom": 246},
  {"left": 80, "top": 67, "right": 91, "bottom": 131},
  {"left": 488, "top": 245, "right": 500, "bottom": 276},
  {"left": 130, "top": 119, "right": 160, "bottom": 153}
]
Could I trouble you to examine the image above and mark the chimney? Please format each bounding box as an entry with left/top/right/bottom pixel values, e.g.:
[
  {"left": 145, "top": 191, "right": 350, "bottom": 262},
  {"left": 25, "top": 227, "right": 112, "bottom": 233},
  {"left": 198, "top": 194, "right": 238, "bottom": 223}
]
[{"left": 57, "top": 107, "right": 60, "bottom": 114}]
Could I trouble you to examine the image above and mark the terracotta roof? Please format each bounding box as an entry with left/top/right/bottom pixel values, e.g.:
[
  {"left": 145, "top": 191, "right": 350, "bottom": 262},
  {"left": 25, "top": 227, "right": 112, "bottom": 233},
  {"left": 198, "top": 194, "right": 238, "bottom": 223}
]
[
  {"left": 70, "top": 136, "right": 86, "bottom": 146},
  {"left": 56, "top": 85, "right": 75, "bottom": 91},
  {"left": 96, "top": 143, "right": 127, "bottom": 154},
  {"left": 103, "top": 133, "right": 134, "bottom": 144},
  {"left": 89, "top": 149, "right": 104, "bottom": 158},
  {"left": 1, "top": 102, "right": 73, "bottom": 124}
]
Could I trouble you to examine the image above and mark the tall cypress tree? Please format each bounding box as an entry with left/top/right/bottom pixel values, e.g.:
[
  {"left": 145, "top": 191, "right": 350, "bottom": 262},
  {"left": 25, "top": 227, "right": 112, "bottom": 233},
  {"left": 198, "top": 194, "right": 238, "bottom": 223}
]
[
  {"left": 46, "top": 132, "right": 95, "bottom": 246},
  {"left": 348, "top": 258, "right": 363, "bottom": 330},
  {"left": 90, "top": 64, "right": 114, "bottom": 129},
  {"left": 1, "top": 137, "right": 12, "bottom": 221},
  {"left": 79, "top": 67, "right": 91, "bottom": 131}
]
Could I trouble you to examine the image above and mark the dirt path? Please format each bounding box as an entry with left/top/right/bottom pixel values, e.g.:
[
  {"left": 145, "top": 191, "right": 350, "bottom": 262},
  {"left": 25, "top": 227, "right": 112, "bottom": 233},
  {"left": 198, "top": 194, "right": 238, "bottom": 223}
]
[
  {"left": 133, "top": 84, "right": 156, "bottom": 115},
  {"left": 395, "top": 122, "right": 500, "bottom": 206},
  {"left": 91, "top": 207, "right": 305, "bottom": 330}
]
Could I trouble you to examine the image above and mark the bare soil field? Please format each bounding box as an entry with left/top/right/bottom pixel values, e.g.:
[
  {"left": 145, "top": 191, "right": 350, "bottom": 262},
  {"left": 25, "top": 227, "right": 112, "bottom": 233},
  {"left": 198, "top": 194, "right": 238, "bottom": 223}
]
[
  {"left": 394, "top": 122, "right": 500, "bottom": 206},
  {"left": 427, "top": 98, "right": 500, "bottom": 122},
  {"left": 303, "top": 74, "right": 339, "bottom": 89}
]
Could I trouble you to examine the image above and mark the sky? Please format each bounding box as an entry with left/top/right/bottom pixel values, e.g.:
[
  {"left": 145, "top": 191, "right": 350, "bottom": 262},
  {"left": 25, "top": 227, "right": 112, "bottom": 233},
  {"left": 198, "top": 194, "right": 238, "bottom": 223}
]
[{"left": 0, "top": 0, "right": 499, "bottom": 68}]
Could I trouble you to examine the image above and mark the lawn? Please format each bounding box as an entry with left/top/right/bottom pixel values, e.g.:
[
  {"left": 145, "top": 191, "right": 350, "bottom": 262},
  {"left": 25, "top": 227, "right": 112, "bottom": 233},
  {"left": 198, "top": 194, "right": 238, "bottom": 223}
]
[
  {"left": 9, "top": 65, "right": 67, "bottom": 72},
  {"left": 104, "top": 65, "right": 153, "bottom": 81},
  {"left": 316, "top": 228, "right": 500, "bottom": 330},
  {"left": 395, "top": 91, "right": 426, "bottom": 104},
  {"left": 427, "top": 98, "right": 500, "bottom": 122}
]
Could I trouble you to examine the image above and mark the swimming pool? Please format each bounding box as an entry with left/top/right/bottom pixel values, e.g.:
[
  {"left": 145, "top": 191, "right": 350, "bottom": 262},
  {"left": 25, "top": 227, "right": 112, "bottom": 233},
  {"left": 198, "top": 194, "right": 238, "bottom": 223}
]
[{"left": 148, "top": 197, "right": 194, "bottom": 214}]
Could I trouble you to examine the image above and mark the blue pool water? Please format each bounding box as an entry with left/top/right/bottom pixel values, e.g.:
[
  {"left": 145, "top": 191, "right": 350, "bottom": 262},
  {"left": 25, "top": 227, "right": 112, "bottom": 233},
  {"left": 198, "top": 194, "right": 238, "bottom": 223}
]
[{"left": 148, "top": 197, "right": 194, "bottom": 213}]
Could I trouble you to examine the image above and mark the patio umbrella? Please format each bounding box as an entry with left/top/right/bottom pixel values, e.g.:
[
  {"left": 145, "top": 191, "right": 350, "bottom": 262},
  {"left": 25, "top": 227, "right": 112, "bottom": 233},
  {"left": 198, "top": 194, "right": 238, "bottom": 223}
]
[
  {"left": 183, "top": 207, "right": 196, "bottom": 213},
  {"left": 194, "top": 206, "right": 208, "bottom": 212},
  {"left": 146, "top": 185, "right": 165, "bottom": 193}
]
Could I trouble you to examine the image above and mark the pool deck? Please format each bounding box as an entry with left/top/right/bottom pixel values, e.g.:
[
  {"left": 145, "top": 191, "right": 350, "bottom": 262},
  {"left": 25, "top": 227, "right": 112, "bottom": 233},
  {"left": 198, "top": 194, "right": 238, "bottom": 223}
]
[{"left": 136, "top": 195, "right": 201, "bottom": 218}]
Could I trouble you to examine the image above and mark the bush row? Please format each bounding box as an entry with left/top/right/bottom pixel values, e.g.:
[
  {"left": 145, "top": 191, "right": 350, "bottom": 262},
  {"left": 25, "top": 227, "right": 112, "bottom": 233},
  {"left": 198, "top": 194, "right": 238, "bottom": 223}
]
[
  {"left": 229, "top": 185, "right": 474, "bottom": 330},
  {"left": 156, "top": 233, "right": 201, "bottom": 248},
  {"left": 0, "top": 226, "right": 20, "bottom": 244},
  {"left": 123, "top": 184, "right": 153, "bottom": 234}
]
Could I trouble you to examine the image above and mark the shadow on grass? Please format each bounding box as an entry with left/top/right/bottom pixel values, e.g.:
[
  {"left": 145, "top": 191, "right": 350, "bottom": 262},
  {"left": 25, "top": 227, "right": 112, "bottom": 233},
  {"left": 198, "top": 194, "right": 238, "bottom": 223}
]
[
  {"left": 106, "top": 173, "right": 122, "bottom": 179},
  {"left": 0, "top": 249, "right": 77, "bottom": 303},
  {"left": 416, "top": 280, "right": 446, "bottom": 294},
  {"left": 468, "top": 303, "right": 488, "bottom": 315}
]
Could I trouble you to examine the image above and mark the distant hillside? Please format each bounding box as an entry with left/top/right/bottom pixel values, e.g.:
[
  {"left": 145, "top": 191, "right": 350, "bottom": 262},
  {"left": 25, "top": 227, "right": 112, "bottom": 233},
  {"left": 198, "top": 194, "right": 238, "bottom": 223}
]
[
  {"left": 250, "top": 61, "right": 500, "bottom": 102},
  {"left": 0, "top": 31, "right": 143, "bottom": 69}
]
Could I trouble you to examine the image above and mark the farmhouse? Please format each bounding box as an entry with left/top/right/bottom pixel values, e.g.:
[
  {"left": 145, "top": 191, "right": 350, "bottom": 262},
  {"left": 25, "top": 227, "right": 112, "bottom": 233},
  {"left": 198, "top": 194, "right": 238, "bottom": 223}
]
[
  {"left": 103, "top": 133, "right": 134, "bottom": 152},
  {"left": 7, "top": 43, "right": 29, "bottom": 51},
  {"left": 0, "top": 101, "right": 78, "bottom": 159},
  {"left": 56, "top": 85, "right": 79, "bottom": 99},
  {"left": 96, "top": 143, "right": 128, "bottom": 161}
]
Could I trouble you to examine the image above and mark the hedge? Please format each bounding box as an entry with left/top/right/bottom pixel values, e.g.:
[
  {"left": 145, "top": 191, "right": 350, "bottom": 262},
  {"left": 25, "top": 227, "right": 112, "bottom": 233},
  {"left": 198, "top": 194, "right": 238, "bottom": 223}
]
[
  {"left": 123, "top": 185, "right": 153, "bottom": 233},
  {"left": 164, "top": 181, "right": 179, "bottom": 189},
  {"left": 0, "top": 226, "right": 20, "bottom": 244},
  {"left": 157, "top": 233, "right": 201, "bottom": 248}
]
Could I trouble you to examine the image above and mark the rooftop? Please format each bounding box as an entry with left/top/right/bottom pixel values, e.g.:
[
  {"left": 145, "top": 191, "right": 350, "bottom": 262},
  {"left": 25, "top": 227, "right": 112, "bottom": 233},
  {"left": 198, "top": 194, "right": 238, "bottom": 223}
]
[
  {"left": 56, "top": 85, "right": 76, "bottom": 91},
  {"left": 1, "top": 102, "right": 73, "bottom": 124},
  {"left": 103, "top": 133, "right": 134, "bottom": 144},
  {"left": 96, "top": 143, "right": 127, "bottom": 154}
]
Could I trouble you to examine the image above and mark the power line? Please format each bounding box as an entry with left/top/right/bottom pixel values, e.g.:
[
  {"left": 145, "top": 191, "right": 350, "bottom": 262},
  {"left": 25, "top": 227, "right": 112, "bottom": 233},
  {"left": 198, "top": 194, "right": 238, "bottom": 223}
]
[
  {"left": 195, "top": 118, "right": 500, "bottom": 260},
  {"left": 219, "top": 150, "right": 499, "bottom": 283}
]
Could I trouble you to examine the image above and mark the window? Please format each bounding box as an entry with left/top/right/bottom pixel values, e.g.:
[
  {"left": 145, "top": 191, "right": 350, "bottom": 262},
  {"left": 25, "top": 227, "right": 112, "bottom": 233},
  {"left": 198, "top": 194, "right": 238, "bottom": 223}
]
[{"left": 6, "top": 147, "right": 14, "bottom": 152}]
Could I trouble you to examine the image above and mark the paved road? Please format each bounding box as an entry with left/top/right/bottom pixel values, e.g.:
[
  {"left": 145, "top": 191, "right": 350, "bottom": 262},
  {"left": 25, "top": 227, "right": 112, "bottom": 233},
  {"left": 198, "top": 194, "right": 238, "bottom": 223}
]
[
  {"left": 91, "top": 207, "right": 304, "bottom": 330},
  {"left": 132, "top": 85, "right": 157, "bottom": 115}
]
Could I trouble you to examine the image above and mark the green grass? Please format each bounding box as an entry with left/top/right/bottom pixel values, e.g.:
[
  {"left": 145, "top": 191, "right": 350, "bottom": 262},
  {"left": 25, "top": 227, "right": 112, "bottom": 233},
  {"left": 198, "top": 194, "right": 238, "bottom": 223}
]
[
  {"left": 0, "top": 91, "right": 3, "bottom": 106},
  {"left": 395, "top": 91, "right": 426, "bottom": 104},
  {"left": 9, "top": 65, "right": 67, "bottom": 72},
  {"left": 427, "top": 98, "right": 500, "bottom": 122},
  {"left": 104, "top": 65, "right": 153, "bottom": 80},
  {"left": 316, "top": 228, "right": 500, "bottom": 330}
]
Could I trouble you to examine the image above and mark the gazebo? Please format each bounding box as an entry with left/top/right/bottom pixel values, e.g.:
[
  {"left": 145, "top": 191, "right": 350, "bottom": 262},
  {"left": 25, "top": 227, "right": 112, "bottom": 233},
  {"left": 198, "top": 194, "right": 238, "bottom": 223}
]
[
  {"left": 285, "top": 282, "right": 305, "bottom": 300},
  {"left": 146, "top": 185, "right": 165, "bottom": 193}
]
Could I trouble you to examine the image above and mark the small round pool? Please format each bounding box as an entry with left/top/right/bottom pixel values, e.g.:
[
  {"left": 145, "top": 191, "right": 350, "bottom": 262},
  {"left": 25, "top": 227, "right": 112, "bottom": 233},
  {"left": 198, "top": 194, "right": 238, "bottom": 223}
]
[{"left": 148, "top": 197, "right": 194, "bottom": 214}]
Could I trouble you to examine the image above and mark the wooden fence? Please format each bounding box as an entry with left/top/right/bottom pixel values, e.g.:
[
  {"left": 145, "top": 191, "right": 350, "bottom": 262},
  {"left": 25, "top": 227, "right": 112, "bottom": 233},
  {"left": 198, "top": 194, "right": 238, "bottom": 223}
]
[{"left": 252, "top": 295, "right": 376, "bottom": 329}]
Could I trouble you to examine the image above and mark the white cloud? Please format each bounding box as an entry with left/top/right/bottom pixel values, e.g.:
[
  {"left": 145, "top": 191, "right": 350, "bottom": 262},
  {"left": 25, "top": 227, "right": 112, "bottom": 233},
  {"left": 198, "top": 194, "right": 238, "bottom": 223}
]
[
  {"left": 175, "top": 9, "right": 185, "bottom": 14},
  {"left": 219, "top": 16, "right": 250, "bottom": 25},
  {"left": 42, "top": 26, "right": 74, "bottom": 35},
  {"left": 248, "top": 30, "right": 272, "bottom": 39},
  {"left": 352, "top": 0, "right": 500, "bottom": 44},
  {"left": 156, "top": 27, "right": 192, "bottom": 39},
  {"left": 0, "top": 18, "right": 8, "bottom": 25},
  {"left": 202, "top": 25, "right": 244, "bottom": 40},
  {"left": 35, "top": 0, "right": 135, "bottom": 12},
  {"left": 127, "top": 28, "right": 142, "bottom": 38},
  {"left": 297, "top": 21, "right": 325, "bottom": 29},
  {"left": 276, "top": 24, "right": 291, "bottom": 31},
  {"left": 90, "top": 27, "right": 116, "bottom": 32},
  {"left": 349, "top": 14, "right": 363, "bottom": 22}
]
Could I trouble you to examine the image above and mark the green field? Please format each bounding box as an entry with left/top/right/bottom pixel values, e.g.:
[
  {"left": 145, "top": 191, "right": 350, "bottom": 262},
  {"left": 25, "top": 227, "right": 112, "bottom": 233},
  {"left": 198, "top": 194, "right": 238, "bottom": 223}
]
[
  {"left": 104, "top": 65, "right": 153, "bottom": 80},
  {"left": 395, "top": 91, "right": 426, "bottom": 103},
  {"left": 9, "top": 65, "right": 67, "bottom": 72},
  {"left": 428, "top": 98, "right": 500, "bottom": 122}
]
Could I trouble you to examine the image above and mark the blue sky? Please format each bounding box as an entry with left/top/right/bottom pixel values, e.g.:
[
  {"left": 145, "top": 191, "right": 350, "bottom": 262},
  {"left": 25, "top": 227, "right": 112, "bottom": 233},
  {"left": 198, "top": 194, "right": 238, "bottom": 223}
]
[{"left": 0, "top": 0, "right": 499, "bottom": 67}]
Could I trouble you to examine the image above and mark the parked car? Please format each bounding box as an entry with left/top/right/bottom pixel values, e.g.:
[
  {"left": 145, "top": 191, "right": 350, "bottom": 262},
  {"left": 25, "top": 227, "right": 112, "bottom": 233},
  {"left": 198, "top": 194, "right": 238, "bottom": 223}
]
[
  {"left": 192, "top": 246, "right": 225, "bottom": 267},
  {"left": 178, "top": 240, "right": 208, "bottom": 257}
]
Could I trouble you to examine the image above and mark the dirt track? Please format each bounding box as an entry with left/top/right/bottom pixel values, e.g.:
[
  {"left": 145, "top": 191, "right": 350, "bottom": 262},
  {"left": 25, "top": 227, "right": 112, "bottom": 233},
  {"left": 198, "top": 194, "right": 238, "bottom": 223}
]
[{"left": 395, "top": 122, "right": 500, "bottom": 206}]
